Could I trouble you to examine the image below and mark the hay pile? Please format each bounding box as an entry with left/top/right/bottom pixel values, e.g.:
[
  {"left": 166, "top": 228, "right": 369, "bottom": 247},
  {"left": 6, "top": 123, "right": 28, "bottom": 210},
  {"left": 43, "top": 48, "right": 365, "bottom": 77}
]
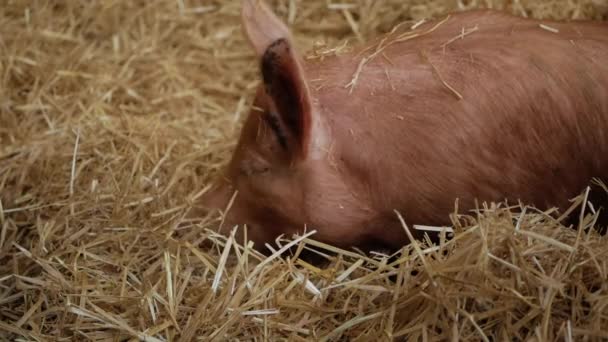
[{"left": 1, "top": 0, "right": 607, "bottom": 340}]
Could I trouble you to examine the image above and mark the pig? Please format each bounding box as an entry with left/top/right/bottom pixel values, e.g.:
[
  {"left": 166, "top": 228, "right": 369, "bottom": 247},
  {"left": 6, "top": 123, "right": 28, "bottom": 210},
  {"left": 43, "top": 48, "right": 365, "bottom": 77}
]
[{"left": 198, "top": 0, "right": 608, "bottom": 252}]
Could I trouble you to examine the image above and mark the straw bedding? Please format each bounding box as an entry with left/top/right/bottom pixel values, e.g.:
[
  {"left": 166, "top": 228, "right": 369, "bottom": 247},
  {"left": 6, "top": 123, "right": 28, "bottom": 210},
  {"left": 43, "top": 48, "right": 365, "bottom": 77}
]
[{"left": 1, "top": 0, "right": 607, "bottom": 340}]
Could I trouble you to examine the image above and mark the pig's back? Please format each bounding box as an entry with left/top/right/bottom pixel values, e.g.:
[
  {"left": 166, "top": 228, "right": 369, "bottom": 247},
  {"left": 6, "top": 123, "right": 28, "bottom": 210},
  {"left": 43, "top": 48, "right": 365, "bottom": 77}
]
[{"left": 307, "top": 10, "right": 608, "bottom": 226}]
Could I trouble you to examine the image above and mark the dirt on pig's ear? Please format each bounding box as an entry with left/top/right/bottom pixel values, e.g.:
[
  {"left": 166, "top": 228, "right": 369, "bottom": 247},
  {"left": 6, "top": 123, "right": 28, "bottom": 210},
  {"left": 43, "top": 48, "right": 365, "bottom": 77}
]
[
  {"left": 241, "top": 0, "right": 313, "bottom": 160},
  {"left": 259, "top": 38, "right": 312, "bottom": 160}
]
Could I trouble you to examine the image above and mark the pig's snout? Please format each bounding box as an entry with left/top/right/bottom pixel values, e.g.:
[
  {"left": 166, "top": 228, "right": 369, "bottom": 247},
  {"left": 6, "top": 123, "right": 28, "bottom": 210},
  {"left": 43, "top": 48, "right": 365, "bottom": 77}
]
[
  {"left": 200, "top": 181, "right": 284, "bottom": 253},
  {"left": 199, "top": 181, "right": 238, "bottom": 235},
  {"left": 198, "top": 180, "right": 241, "bottom": 236},
  {"left": 200, "top": 180, "right": 235, "bottom": 213},
  {"left": 198, "top": 181, "right": 267, "bottom": 249}
]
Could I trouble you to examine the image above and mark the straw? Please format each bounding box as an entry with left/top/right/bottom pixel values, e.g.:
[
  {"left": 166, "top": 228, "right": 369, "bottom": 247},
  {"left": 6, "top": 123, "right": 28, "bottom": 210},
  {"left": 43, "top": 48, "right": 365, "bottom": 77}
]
[{"left": 0, "top": 0, "right": 606, "bottom": 340}]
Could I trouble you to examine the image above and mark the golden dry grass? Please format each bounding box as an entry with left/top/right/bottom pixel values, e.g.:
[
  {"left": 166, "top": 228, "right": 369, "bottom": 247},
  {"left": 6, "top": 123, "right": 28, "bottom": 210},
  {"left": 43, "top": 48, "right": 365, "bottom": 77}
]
[{"left": 1, "top": 0, "right": 607, "bottom": 341}]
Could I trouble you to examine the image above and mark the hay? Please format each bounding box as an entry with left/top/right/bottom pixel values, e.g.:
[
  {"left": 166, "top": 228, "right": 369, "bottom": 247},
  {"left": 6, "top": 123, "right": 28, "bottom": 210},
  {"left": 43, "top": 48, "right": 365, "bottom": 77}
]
[{"left": 1, "top": 0, "right": 607, "bottom": 340}]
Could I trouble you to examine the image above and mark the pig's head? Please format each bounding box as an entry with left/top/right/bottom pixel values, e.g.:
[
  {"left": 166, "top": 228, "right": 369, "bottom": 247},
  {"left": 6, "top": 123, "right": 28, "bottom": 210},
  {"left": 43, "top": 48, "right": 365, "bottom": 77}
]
[{"left": 199, "top": 0, "right": 377, "bottom": 251}]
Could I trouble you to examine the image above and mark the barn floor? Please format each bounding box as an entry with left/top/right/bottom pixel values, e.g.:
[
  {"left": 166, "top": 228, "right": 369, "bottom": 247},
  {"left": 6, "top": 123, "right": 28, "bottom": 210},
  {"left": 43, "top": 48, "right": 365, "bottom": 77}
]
[{"left": 1, "top": 0, "right": 607, "bottom": 340}]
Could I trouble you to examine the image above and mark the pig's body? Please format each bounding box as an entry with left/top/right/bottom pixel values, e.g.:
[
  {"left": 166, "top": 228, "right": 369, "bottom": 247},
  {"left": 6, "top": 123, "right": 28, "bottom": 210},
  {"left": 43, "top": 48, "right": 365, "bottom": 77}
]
[
  {"left": 200, "top": 2, "right": 608, "bottom": 251},
  {"left": 306, "top": 11, "right": 608, "bottom": 243}
]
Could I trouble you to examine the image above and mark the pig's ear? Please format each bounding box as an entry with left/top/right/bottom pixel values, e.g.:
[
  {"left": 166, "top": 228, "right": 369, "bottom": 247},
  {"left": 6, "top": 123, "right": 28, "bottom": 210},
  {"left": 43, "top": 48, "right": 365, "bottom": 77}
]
[
  {"left": 241, "top": 0, "right": 312, "bottom": 159},
  {"left": 241, "top": 0, "right": 291, "bottom": 56}
]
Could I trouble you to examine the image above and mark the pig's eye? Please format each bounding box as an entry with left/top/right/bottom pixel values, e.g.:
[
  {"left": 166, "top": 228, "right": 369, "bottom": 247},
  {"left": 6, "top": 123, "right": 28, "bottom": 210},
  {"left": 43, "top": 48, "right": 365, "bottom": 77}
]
[
  {"left": 250, "top": 166, "right": 269, "bottom": 175},
  {"left": 241, "top": 165, "right": 270, "bottom": 177},
  {"left": 239, "top": 154, "right": 271, "bottom": 176}
]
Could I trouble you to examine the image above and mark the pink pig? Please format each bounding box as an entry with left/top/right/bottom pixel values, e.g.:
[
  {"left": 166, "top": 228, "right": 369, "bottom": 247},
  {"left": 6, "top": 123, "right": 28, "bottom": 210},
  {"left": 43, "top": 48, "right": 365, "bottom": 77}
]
[{"left": 198, "top": 0, "right": 608, "bottom": 251}]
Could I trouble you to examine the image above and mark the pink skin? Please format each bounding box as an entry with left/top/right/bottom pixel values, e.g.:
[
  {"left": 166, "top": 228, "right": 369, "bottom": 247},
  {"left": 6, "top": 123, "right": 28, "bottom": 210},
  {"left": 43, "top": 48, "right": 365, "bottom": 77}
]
[{"left": 198, "top": 0, "right": 608, "bottom": 252}]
